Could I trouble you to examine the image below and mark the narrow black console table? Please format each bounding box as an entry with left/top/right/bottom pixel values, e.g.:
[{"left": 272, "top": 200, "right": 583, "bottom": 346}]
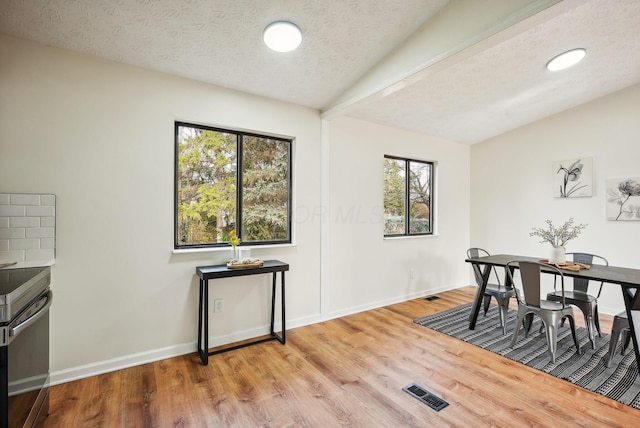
[{"left": 196, "top": 259, "right": 289, "bottom": 365}]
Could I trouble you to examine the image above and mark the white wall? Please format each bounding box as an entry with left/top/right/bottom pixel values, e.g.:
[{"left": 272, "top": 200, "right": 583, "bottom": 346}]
[
  {"left": 1, "top": 34, "right": 473, "bottom": 384},
  {"left": 9, "top": 29, "right": 637, "bottom": 385},
  {"left": 470, "top": 83, "right": 640, "bottom": 314},
  {"left": 0, "top": 35, "right": 324, "bottom": 382},
  {"left": 324, "top": 116, "right": 471, "bottom": 317}
]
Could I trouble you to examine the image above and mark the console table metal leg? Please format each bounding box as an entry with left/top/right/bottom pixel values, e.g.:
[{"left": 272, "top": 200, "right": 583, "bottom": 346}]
[
  {"left": 270, "top": 272, "right": 276, "bottom": 336},
  {"left": 281, "top": 272, "right": 286, "bottom": 344},
  {"left": 198, "top": 278, "right": 203, "bottom": 364},
  {"left": 269, "top": 272, "right": 286, "bottom": 344},
  {"left": 198, "top": 278, "right": 209, "bottom": 365}
]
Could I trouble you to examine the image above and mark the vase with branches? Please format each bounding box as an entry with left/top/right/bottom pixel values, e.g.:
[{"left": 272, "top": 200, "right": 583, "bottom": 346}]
[{"left": 530, "top": 218, "right": 587, "bottom": 263}]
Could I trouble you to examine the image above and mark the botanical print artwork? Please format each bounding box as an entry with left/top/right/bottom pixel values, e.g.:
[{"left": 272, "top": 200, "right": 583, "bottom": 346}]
[
  {"left": 606, "top": 178, "right": 640, "bottom": 221},
  {"left": 553, "top": 157, "right": 593, "bottom": 198}
]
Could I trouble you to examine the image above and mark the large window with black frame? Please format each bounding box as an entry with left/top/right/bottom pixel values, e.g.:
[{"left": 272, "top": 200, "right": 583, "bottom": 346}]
[
  {"left": 383, "top": 155, "right": 434, "bottom": 237},
  {"left": 174, "top": 121, "right": 292, "bottom": 249}
]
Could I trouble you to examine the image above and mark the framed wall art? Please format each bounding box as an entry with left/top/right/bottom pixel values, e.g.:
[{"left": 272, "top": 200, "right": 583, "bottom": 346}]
[
  {"left": 553, "top": 157, "right": 593, "bottom": 198},
  {"left": 606, "top": 177, "right": 640, "bottom": 221}
]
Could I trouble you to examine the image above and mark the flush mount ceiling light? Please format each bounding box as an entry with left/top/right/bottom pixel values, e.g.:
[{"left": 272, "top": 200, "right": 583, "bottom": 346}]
[
  {"left": 546, "top": 48, "right": 587, "bottom": 71},
  {"left": 263, "top": 21, "right": 302, "bottom": 52}
]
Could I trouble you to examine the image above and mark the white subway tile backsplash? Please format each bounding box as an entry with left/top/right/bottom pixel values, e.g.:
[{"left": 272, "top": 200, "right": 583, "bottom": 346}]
[
  {"left": 10, "top": 239, "right": 40, "bottom": 250},
  {"left": 0, "top": 205, "right": 26, "bottom": 217},
  {"left": 0, "top": 250, "right": 24, "bottom": 263},
  {"left": 0, "top": 194, "right": 56, "bottom": 264},
  {"left": 25, "top": 249, "right": 55, "bottom": 261},
  {"left": 0, "top": 228, "right": 25, "bottom": 240},
  {"left": 10, "top": 194, "right": 41, "bottom": 205},
  {"left": 10, "top": 216, "right": 40, "bottom": 228},
  {"left": 26, "top": 206, "right": 55, "bottom": 217},
  {"left": 40, "top": 195, "right": 56, "bottom": 206},
  {"left": 41, "top": 217, "right": 55, "bottom": 227},
  {"left": 26, "top": 227, "right": 54, "bottom": 239},
  {"left": 40, "top": 238, "right": 55, "bottom": 249}
]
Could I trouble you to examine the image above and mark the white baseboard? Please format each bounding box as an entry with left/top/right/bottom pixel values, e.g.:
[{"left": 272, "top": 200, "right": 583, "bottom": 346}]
[
  {"left": 49, "top": 286, "right": 455, "bottom": 386},
  {"left": 50, "top": 342, "right": 195, "bottom": 386},
  {"left": 49, "top": 313, "right": 321, "bottom": 386},
  {"left": 322, "top": 284, "right": 459, "bottom": 322}
]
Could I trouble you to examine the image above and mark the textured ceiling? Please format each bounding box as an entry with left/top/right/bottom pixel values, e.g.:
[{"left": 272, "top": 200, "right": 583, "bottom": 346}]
[
  {"left": 345, "top": 0, "right": 640, "bottom": 143},
  {"left": 1, "top": 0, "right": 639, "bottom": 144},
  {"left": 0, "top": 0, "right": 446, "bottom": 110}
]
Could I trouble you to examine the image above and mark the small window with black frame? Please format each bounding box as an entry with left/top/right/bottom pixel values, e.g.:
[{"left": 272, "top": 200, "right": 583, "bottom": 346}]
[{"left": 383, "top": 155, "right": 434, "bottom": 237}]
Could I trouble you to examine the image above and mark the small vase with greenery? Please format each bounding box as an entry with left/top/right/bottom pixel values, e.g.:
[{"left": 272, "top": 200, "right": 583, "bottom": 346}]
[{"left": 530, "top": 218, "right": 587, "bottom": 263}]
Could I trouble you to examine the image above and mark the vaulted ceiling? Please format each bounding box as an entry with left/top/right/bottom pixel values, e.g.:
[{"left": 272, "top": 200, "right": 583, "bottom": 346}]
[{"left": 2, "top": 0, "right": 639, "bottom": 143}]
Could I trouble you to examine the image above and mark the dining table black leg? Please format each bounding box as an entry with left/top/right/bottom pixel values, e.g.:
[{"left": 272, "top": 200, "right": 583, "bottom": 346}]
[
  {"left": 622, "top": 285, "right": 640, "bottom": 370},
  {"left": 469, "top": 263, "right": 492, "bottom": 329}
]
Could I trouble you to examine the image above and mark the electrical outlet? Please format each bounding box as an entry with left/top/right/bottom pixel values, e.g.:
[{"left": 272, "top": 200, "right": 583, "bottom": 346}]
[
  {"left": 214, "top": 298, "right": 224, "bottom": 312},
  {"left": 409, "top": 269, "right": 415, "bottom": 279}
]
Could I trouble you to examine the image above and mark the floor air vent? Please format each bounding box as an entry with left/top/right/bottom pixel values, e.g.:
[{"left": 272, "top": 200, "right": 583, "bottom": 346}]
[
  {"left": 424, "top": 296, "right": 440, "bottom": 301},
  {"left": 403, "top": 383, "right": 449, "bottom": 411}
]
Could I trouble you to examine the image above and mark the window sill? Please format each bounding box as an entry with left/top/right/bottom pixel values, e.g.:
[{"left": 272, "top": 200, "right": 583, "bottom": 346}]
[
  {"left": 172, "top": 243, "right": 296, "bottom": 254},
  {"left": 383, "top": 234, "right": 437, "bottom": 240}
]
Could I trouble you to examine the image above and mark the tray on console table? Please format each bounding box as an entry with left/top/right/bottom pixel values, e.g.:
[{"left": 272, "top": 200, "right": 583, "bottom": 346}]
[{"left": 226, "top": 261, "right": 264, "bottom": 269}]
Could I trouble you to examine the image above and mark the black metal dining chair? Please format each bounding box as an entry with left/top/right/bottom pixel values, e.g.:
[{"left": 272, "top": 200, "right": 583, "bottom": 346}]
[
  {"left": 546, "top": 252, "right": 607, "bottom": 349},
  {"left": 467, "top": 248, "right": 515, "bottom": 335},
  {"left": 605, "top": 311, "right": 631, "bottom": 367},
  {"left": 605, "top": 288, "right": 636, "bottom": 367},
  {"left": 506, "top": 260, "right": 581, "bottom": 363}
]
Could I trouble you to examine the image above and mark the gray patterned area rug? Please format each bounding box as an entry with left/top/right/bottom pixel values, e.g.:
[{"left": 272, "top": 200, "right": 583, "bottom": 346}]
[{"left": 414, "top": 303, "right": 640, "bottom": 410}]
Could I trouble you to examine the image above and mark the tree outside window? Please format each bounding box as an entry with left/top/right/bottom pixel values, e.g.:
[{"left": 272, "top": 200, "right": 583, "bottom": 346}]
[
  {"left": 175, "top": 122, "right": 292, "bottom": 248},
  {"left": 384, "top": 156, "right": 433, "bottom": 236}
]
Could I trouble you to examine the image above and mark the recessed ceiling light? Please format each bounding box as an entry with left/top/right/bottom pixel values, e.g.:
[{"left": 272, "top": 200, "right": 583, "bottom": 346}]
[
  {"left": 546, "top": 48, "right": 586, "bottom": 71},
  {"left": 263, "top": 21, "right": 302, "bottom": 52}
]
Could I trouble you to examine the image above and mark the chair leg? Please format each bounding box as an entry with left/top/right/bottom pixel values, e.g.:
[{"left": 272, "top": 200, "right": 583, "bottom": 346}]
[
  {"left": 606, "top": 326, "right": 622, "bottom": 368},
  {"left": 511, "top": 308, "right": 527, "bottom": 348},
  {"left": 483, "top": 294, "right": 491, "bottom": 316},
  {"left": 499, "top": 299, "right": 509, "bottom": 335},
  {"left": 594, "top": 304, "right": 602, "bottom": 337},
  {"left": 571, "top": 300, "right": 597, "bottom": 349},
  {"left": 543, "top": 320, "right": 558, "bottom": 363},
  {"left": 539, "top": 311, "right": 576, "bottom": 363},
  {"left": 524, "top": 313, "right": 534, "bottom": 337},
  {"left": 566, "top": 315, "right": 581, "bottom": 356},
  {"left": 585, "top": 313, "right": 596, "bottom": 350},
  {"left": 622, "top": 330, "right": 632, "bottom": 354}
]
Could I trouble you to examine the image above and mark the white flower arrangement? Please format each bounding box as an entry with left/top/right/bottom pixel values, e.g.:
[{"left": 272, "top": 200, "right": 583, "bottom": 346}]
[{"left": 529, "top": 218, "right": 587, "bottom": 247}]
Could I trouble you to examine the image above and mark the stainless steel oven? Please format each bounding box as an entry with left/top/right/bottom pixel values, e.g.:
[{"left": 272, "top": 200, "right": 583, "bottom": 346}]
[{"left": 1, "top": 266, "right": 52, "bottom": 428}]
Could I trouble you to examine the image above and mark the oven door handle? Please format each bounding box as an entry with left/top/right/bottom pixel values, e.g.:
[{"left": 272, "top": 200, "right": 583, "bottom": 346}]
[{"left": 9, "top": 290, "right": 53, "bottom": 338}]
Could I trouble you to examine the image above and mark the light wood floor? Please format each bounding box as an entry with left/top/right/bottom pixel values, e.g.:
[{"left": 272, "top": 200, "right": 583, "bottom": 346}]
[{"left": 45, "top": 286, "right": 640, "bottom": 427}]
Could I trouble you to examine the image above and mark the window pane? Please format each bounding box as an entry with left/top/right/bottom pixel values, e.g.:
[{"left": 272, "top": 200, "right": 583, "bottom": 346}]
[
  {"left": 384, "top": 158, "right": 406, "bottom": 235},
  {"left": 176, "top": 125, "right": 237, "bottom": 246},
  {"left": 408, "top": 161, "right": 431, "bottom": 234},
  {"left": 242, "top": 136, "right": 290, "bottom": 242}
]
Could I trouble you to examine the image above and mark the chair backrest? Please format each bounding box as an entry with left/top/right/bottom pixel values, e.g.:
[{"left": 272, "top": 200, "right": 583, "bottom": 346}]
[
  {"left": 567, "top": 252, "right": 608, "bottom": 295},
  {"left": 506, "top": 260, "right": 566, "bottom": 308},
  {"left": 467, "top": 247, "right": 501, "bottom": 287}
]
